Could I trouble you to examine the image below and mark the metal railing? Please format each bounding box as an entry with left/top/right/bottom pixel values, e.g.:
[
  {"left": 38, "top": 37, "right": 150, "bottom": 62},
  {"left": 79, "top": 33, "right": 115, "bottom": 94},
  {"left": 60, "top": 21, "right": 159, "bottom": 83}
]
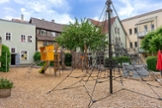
[{"left": 138, "top": 30, "right": 154, "bottom": 38}]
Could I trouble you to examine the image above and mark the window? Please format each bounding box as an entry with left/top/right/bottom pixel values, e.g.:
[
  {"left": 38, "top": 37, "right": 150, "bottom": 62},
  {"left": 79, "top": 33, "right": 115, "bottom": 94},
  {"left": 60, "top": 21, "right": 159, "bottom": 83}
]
[
  {"left": 130, "top": 42, "right": 133, "bottom": 48},
  {"left": 28, "top": 36, "right": 32, "bottom": 42},
  {"left": 115, "top": 28, "right": 120, "bottom": 34},
  {"left": 144, "top": 25, "right": 147, "bottom": 32},
  {"left": 21, "top": 51, "right": 28, "bottom": 60},
  {"left": 49, "top": 42, "right": 54, "bottom": 45},
  {"left": 51, "top": 32, "right": 56, "bottom": 37},
  {"left": 6, "top": 32, "right": 11, "bottom": 41},
  {"left": 118, "top": 28, "right": 120, "bottom": 35},
  {"left": 43, "top": 41, "right": 48, "bottom": 46},
  {"left": 11, "top": 47, "right": 16, "bottom": 53},
  {"left": 151, "top": 24, "right": 154, "bottom": 30},
  {"left": 21, "top": 35, "right": 25, "bottom": 42},
  {"left": 129, "top": 29, "right": 132, "bottom": 35},
  {"left": 40, "top": 30, "right": 46, "bottom": 35},
  {"left": 134, "top": 28, "right": 137, "bottom": 34},
  {"left": 134, "top": 42, "right": 138, "bottom": 48}
]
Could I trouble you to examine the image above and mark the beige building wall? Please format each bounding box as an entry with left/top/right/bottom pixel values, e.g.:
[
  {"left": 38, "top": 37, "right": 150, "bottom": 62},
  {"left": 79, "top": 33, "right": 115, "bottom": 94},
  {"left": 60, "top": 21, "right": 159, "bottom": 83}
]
[{"left": 122, "top": 9, "right": 162, "bottom": 63}]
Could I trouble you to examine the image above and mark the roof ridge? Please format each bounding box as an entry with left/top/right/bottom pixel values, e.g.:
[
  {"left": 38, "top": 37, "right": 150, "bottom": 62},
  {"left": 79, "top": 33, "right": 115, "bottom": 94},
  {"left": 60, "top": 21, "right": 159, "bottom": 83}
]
[
  {"left": 122, "top": 8, "right": 162, "bottom": 22},
  {"left": 31, "top": 17, "right": 67, "bottom": 26}
]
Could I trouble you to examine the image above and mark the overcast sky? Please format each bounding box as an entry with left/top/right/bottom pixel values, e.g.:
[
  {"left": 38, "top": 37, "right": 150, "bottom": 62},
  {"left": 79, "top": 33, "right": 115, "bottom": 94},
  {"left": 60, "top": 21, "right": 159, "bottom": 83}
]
[{"left": 0, "top": 0, "right": 162, "bottom": 24}]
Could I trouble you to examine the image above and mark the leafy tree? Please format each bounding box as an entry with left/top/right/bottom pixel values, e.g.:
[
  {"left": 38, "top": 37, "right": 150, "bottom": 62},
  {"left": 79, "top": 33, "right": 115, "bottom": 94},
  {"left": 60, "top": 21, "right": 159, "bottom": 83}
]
[
  {"left": 55, "top": 17, "right": 108, "bottom": 52},
  {"left": 0, "top": 44, "right": 11, "bottom": 72},
  {"left": 141, "top": 26, "right": 162, "bottom": 53}
]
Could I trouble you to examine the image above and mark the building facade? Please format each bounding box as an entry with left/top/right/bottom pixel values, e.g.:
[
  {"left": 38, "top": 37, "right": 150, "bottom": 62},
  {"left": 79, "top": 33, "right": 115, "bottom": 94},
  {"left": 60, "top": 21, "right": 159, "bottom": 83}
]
[
  {"left": 82, "top": 16, "right": 127, "bottom": 65},
  {"left": 122, "top": 8, "right": 162, "bottom": 63},
  {"left": 0, "top": 19, "right": 36, "bottom": 65},
  {"left": 29, "top": 18, "right": 69, "bottom": 53}
]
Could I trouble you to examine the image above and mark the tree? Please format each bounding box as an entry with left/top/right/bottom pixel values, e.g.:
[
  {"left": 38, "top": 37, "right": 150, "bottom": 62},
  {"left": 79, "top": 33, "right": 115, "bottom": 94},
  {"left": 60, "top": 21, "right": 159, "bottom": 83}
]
[
  {"left": 55, "top": 17, "right": 108, "bottom": 52},
  {"left": 0, "top": 44, "right": 11, "bottom": 72},
  {"left": 141, "top": 26, "right": 162, "bottom": 53}
]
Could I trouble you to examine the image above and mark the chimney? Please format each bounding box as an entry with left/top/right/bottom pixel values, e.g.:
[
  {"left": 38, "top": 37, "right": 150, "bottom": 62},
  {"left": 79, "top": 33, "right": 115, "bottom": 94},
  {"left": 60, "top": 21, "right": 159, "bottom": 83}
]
[
  {"left": 21, "top": 14, "right": 23, "bottom": 22},
  {"left": 51, "top": 19, "right": 55, "bottom": 23}
]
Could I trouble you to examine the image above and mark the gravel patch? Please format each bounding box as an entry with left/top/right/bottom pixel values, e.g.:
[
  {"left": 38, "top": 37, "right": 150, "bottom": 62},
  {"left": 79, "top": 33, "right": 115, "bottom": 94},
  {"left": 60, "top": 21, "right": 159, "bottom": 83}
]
[{"left": 0, "top": 67, "right": 162, "bottom": 108}]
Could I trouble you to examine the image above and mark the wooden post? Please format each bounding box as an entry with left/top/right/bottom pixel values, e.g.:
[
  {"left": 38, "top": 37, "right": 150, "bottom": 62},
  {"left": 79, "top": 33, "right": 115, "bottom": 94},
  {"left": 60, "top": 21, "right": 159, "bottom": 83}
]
[
  {"left": 84, "top": 45, "right": 88, "bottom": 68},
  {"left": 54, "top": 43, "right": 59, "bottom": 76}
]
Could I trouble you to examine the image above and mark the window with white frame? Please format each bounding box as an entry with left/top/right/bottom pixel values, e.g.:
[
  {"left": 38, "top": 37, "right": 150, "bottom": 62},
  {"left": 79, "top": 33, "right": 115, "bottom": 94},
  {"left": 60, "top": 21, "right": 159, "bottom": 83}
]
[
  {"left": 6, "top": 32, "right": 11, "bottom": 41},
  {"left": 21, "top": 35, "right": 26, "bottom": 42},
  {"left": 11, "top": 47, "right": 16, "bottom": 53},
  {"left": 21, "top": 50, "right": 28, "bottom": 60},
  {"left": 28, "top": 36, "right": 32, "bottom": 42},
  {"left": 40, "top": 30, "right": 46, "bottom": 35},
  {"left": 51, "top": 32, "right": 56, "bottom": 37}
]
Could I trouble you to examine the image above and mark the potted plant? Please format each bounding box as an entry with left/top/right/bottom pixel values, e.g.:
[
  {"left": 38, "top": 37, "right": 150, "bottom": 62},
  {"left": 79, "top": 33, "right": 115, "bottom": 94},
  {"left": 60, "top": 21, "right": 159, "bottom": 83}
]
[{"left": 0, "top": 78, "right": 14, "bottom": 98}]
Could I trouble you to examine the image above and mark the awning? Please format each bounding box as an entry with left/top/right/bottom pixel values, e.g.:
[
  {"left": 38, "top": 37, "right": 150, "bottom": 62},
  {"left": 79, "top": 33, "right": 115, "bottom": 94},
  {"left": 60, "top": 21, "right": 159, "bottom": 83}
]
[{"left": 135, "top": 16, "right": 157, "bottom": 25}]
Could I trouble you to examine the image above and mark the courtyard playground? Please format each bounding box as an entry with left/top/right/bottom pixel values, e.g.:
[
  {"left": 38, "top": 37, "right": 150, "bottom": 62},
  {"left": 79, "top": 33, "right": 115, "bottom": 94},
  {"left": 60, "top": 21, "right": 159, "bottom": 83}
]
[{"left": 0, "top": 67, "right": 162, "bottom": 108}]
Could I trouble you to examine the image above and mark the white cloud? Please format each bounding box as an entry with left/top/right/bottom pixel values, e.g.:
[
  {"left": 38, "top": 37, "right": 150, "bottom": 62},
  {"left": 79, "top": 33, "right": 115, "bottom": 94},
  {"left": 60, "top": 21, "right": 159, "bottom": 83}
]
[
  {"left": 94, "top": 17, "right": 98, "bottom": 20},
  {"left": 20, "top": 8, "right": 31, "bottom": 20},
  {"left": 0, "top": 0, "right": 9, "bottom": 4},
  {"left": 13, "top": 0, "right": 26, "bottom": 4},
  {"left": 2, "top": 0, "right": 74, "bottom": 24},
  {"left": 3, "top": 16, "right": 20, "bottom": 20},
  {"left": 118, "top": 0, "right": 134, "bottom": 17}
]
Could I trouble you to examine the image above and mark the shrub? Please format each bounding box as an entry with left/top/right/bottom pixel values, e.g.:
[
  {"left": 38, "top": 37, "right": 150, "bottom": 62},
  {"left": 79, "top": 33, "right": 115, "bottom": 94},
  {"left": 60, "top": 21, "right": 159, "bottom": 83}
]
[
  {"left": 0, "top": 78, "right": 13, "bottom": 89},
  {"left": 0, "top": 45, "right": 11, "bottom": 72},
  {"left": 146, "top": 57, "right": 158, "bottom": 72},
  {"left": 33, "top": 52, "right": 41, "bottom": 62},
  {"left": 65, "top": 53, "right": 72, "bottom": 66},
  {"left": 117, "top": 56, "right": 131, "bottom": 65},
  {"left": 104, "top": 56, "right": 131, "bottom": 67}
]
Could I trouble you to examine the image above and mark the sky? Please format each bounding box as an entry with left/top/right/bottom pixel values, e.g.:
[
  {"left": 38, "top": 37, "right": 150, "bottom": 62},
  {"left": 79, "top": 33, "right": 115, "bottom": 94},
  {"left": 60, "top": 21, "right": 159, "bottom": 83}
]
[{"left": 0, "top": 0, "right": 162, "bottom": 24}]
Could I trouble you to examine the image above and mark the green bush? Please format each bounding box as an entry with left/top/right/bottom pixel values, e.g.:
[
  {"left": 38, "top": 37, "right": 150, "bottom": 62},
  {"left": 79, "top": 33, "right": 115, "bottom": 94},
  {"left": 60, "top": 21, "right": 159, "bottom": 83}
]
[
  {"left": 146, "top": 57, "right": 158, "bottom": 72},
  {"left": 0, "top": 78, "right": 13, "bottom": 89},
  {"left": 65, "top": 53, "right": 72, "bottom": 66},
  {"left": 0, "top": 45, "right": 11, "bottom": 72},
  {"left": 105, "top": 56, "right": 131, "bottom": 67},
  {"left": 117, "top": 56, "right": 131, "bottom": 65},
  {"left": 33, "top": 52, "right": 41, "bottom": 62}
]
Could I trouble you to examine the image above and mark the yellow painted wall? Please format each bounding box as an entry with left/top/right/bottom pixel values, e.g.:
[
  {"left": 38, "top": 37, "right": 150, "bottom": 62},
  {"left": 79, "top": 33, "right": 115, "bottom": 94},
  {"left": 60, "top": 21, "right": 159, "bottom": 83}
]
[{"left": 37, "top": 40, "right": 71, "bottom": 53}]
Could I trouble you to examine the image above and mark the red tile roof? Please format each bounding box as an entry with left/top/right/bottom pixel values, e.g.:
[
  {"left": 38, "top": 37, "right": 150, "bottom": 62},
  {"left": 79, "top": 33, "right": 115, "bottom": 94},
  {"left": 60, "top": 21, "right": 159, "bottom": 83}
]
[
  {"left": 12, "top": 19, "right": 28, "bottom": 23},
  {"left": 88, "top": 17, "right": 117, "bottom": 34}
]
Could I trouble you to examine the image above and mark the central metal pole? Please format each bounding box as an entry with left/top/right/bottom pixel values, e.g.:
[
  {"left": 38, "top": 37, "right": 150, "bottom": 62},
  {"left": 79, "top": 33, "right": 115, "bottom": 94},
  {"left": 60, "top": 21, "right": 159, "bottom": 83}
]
[{"left": 106, "top": 0, "right": 113, "bottom": 94}]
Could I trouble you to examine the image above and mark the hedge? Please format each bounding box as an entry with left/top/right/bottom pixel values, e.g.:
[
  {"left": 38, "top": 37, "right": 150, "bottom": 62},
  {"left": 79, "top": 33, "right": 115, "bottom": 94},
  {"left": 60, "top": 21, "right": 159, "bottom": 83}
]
[
  {"left": 65, "top": 53, "right": 72, "bottom": 66},
  {"left": 0, "top": 45, "right": 11, "bottom": 72},
  {"left": 105, "top": 56, "right": 131, "bottom": 67},
  {"left": 146, "top": 57, "right": 158, "bottom": 72}
]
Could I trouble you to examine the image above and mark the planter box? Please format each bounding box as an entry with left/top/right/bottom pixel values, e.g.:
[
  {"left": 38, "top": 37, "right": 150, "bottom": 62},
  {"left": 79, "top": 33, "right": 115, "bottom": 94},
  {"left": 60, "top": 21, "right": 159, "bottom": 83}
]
[{"left": 0, "top": 89, "right": 11, "bottom": 98}]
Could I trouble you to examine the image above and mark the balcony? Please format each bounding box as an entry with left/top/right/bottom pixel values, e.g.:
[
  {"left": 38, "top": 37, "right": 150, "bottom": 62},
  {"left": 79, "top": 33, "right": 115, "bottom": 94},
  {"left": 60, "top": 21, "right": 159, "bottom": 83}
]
[{"left": 138, "top": 30, "right": 154, "bottom": 38}]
